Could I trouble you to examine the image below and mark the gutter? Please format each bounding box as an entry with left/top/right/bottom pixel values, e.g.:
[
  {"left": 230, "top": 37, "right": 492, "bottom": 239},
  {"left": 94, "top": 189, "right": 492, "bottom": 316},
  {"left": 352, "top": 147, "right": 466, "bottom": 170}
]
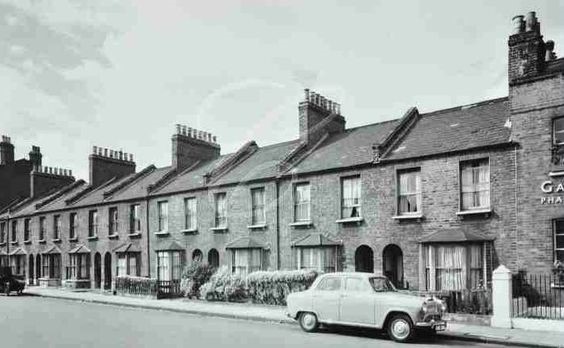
[
  {"left": 275, "top": 179, "right": 280, "bottom": 270},
  {"left": 145, "top": 195, "right": 151, "bottom": 278}
]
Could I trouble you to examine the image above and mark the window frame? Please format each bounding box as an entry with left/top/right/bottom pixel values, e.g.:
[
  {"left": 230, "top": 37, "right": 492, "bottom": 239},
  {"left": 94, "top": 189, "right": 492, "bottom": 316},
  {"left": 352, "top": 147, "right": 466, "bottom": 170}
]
[
  {"left": 231, "top": 248, "right": 262, "bottom": 275},
  {"left": 296, "top": 246, "right": 338, "bottom": 273},
  {"left": 250, "top": 187, "right": 266, "bottom": 226},
  {"left": 117, "top": 252, "right": 141, "bottom": 277},
  {"left": 53, "top": 215, "right": 61, "bottom": 240},
  {"left": 39, "top": 216, "right": 46, "bottom": 241},
  {"left": 156, "top": 250, "right": 184, "bottom": 281},
  {"left": 184, "top": 197, "right": 197, "bottom": 231},
  {"left": 108, "top": 207, "right": 119, "bottom": 235},
  {"left": 129, "top": 204, "right": 141, "bottom": 234},
  {"left": 293, "top": 182, "right": 311, "bottom": 223},
  {"left": 214, "top": 192, "right": 227, "bottom": 228},
  {"left": 69, "top": 212, "right": 78, "bottom": 240},
  {"left": 554, "top": 219, "right": 564, "bottom": 263},
  {"left": 23, "top": 218, "right": 31, "bottom": 242},
  {"left": 88, "top": 210, "right": 98, "bottom": 237},
  {"left": 396, "top": 168, "right": 422, "bottom": 216},
  {"left": 340, "top": 175, "right": 362, "bottom": 219},
  {"left": 0, "top": 222, "right": 5, "bottom": 244},
  {"left": 11, "top": 220, "right": 17, "bottom": 242},
  {"left": 157, "top": 201, "right": 169, "bottom": 232},
  {"left": 459, "top": 158, "right": 491, "bottom": 212},
  {"left": 554, "top": 116, "right": 564, "bottom": 146}
]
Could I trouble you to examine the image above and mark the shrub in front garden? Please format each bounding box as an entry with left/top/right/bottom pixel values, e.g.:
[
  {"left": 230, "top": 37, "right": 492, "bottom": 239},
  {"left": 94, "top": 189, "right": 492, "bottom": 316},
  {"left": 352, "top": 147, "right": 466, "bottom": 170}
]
[
  {"left": 246, "top": 269, "right": 319, "bottom": 305},
  {"left": 199, "top": 266, "right": 248, "bottom": 302},
  {"left": 180, "top": 262, "right": 216, "bottom": 299}
]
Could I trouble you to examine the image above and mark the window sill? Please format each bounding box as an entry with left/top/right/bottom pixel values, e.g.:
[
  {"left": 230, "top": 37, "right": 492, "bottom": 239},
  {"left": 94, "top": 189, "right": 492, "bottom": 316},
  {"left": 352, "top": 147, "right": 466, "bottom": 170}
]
[
  {"left": 549, "top": 170, "right": 564, "bottom": 177},
  {"left": 108, "top": 234, "right": 119, "bottom": 239},
  {"left": 456, "top": 208, "right": 492, "bottom": 218},
  {"left": 154, "top": 231, "right": 169, "bottom": 236},
  {"left": 23, "top": 240, "right": 31, "bottom": 244},
  {"left": 69, "top": 237, "right": 78, "bottom": 242},
  {"left": 52, "top": 238, "right": 62, "bottom": 243},
  {"left": 87, "top": 235, "right": 98, "bottom": 241},
  {"left": 289, "top": 221, "right": 313, "bottom": 228},
  {"left": 392, "top": 214, "right": 423, "bottom": 221},
  {"left": 181, "top": 228, "right": 198, "bottom": 234},
  {"left": 128, "top": 232, "right": 142, "bottom": 238},
  {"left": 551, "top": 283, "right": 564, "bottom": 289},
  {"left": 211, "top": 226, "right": 228, "bottom": 233},
  {"left": 10, "top": 241, "right": 18, "bottom": 245},
  {"left": 247, "top": 224, "right": 267, "bottom": 230},
  {"left": 0, "top": 242, "right": 5, "bottom": 246},
  {"left": 38, "top": 239, "right": 46, "bottom": 244},
  {"left": 336, "top": 217, "right": 364, "bottom": 224}
]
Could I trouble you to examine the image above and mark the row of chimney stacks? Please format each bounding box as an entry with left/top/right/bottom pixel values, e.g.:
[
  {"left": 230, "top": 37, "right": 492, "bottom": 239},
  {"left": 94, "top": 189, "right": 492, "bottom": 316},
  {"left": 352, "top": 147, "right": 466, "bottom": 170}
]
[
  {"left": 92, "top": 146, "right": 134, "bottom": 162},
  {"left": 175, "top": 124, "right": 219, "bottom": 146},
  {"left": 304, "top": 89, "right": 341, "bottom": 115},
  {"left": 34, "top": 166, "right": 73, "bottom": 177}
]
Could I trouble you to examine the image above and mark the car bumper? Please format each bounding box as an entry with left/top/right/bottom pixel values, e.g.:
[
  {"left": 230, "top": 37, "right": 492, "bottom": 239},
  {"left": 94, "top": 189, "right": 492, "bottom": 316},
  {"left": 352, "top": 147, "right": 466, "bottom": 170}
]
[{"left": 415, "top": 319, "right": 447, "bottom": 331}]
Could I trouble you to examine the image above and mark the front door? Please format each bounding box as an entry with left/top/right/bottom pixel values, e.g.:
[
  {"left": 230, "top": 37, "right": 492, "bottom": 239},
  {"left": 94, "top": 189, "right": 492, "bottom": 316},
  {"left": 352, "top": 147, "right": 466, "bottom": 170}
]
[
  {"left": 339, "top": 277, "right": 375, "bottom": 325},
  {"left": 312, "top": 276, "right": 342, "bottom": 323}
]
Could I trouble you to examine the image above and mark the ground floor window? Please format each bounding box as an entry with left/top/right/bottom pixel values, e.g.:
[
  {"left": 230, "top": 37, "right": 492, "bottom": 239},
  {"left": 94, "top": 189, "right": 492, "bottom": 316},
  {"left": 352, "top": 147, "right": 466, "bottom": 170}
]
[
  {"left": 42, "top": 254, "right": 61, "bottom": 279},
  {"left": 424, "top": 243, "right": 484, "bottom": 291},
  {"left": 117, "top": 252, "right": 140, "bottom": 277},
  {"left": 296, "top": 247, "right": 338, "bottom": 273},
  {"left": 156, "top": 251, "right": 184, "bottom": 281},
  {"left": 231, "top": 248, "right": 262, "bottom": 275},
  {"left": 0, "top": 255, "right": 8, "bottom": 268},
  {"left": 10, "top": 255, "right": 26, "bottom": 276},
  {"left": 555, "top": 219, "right": 564, "bottom": 263},
  {"left": 67, "top": 253, "right": 90, "bottom": 280}
]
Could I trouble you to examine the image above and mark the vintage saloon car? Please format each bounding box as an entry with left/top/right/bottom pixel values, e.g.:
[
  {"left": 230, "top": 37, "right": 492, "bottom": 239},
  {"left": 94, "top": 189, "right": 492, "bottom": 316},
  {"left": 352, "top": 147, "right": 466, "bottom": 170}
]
[
  {"left": 286, "top": 272, "right": 446, "bottom": 342},
  {"left": 0, "top": 267, "right": 25, "bottom": 296}
]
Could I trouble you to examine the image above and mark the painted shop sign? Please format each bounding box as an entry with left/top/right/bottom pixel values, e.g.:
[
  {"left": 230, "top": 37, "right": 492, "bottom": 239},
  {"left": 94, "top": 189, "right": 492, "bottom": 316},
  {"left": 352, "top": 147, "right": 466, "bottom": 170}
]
[{"left": 541, "top": 179, "right": 564, "bottom": 205}]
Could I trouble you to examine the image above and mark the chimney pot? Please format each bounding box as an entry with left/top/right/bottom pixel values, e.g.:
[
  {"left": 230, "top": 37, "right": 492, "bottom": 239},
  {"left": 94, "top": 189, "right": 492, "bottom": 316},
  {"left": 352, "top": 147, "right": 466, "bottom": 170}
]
[
  {"left": 546, "top": 40, "right": 557, "bottom": 61},
  {"left": 304, "top": 88, "right": 310, "bottom": 102},
  {"left": 212, "top": 135, "right": 217, "bottom": 143},
  {"left": 512, "top": 15, "right": 525, "bottom": 34},
  {"left": 525, "top": 11, "right": 537, "bottom": 32},
  {"left": 176, "top": 124, "right": 181, "bottom": 134}
]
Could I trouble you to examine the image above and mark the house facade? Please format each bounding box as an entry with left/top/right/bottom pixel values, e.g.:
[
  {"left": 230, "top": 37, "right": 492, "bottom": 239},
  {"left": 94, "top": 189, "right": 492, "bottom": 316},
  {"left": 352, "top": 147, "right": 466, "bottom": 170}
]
[{"left": 1, "top": 11, "right": 562, "bottom": 293}]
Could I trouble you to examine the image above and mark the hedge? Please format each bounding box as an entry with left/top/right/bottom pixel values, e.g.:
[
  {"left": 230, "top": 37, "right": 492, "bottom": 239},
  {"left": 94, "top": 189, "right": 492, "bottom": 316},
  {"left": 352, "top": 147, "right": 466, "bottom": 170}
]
[
  {"left": 180, "top": 262, "right": 216, "bottom": 299},
  {"left": 199, "top": 266, "right": 248, "bottom": 302},
  {"left": 247, "top": 269, "right": 319, "bottom": 305}
]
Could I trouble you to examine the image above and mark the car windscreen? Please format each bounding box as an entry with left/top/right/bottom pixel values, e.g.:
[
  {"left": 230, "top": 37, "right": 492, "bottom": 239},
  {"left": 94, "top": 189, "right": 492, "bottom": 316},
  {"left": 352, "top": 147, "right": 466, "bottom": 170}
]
[{"left": 369, "top": 277, "right": 396, "bottom": 292}]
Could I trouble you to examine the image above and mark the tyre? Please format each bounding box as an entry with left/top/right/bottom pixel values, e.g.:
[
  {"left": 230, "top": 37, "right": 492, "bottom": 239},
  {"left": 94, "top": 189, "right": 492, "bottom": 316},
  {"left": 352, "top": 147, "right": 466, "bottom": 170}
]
[
  {"left": 298, "top": 312, "right": 319, "bottom": 333},
  {"left": 387, "top": 314, "right": 415, "bottom": 343}
]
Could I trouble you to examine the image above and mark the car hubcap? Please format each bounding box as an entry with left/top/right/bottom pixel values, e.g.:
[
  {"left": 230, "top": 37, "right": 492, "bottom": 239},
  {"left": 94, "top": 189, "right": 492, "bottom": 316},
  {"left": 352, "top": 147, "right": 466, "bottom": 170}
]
[
  {"left": 392, "top": 319, "right": 410, "bottom": 339},
  {"left": 302, "top": 314, "right": 316, "bottom": 329}
]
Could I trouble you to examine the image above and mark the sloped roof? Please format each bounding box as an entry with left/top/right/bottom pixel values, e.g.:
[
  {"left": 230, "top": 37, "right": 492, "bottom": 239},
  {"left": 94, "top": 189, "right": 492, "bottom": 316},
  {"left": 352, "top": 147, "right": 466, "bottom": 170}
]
[
  {"left": 9, "top": 247, "right": 27, "bottom": 256},
  {"left": 292, "top": 233, "right": 341, "bottom": 247},
  {"left": 151, "top": 157, "right": 225, "bottom": 195},
  {"left": 419, "top": 229, "right": 494, "bottom": 243},
  {"left": 68, "top": 244, "right": 91, "bottom": 254},
  {"left": 385, "top": 97, "right": 511, "bottom": 161},
  {"left": 34, "top": 181, "right": 88, "bottom": 214},
  {"left": 42, "top": 245, "right": 62, "bottom": 254},
  {"left": 110, "top": 166, "right": 171, "bottom": 201},
  {"left": 113, "top": 243, "right": 142, "bottom": 253},
  {"left": 154, "top": 240, "right": 184, "bottom": 251},
  {"left": 225, "top": 236, "right": 266, "bottom": 249}
]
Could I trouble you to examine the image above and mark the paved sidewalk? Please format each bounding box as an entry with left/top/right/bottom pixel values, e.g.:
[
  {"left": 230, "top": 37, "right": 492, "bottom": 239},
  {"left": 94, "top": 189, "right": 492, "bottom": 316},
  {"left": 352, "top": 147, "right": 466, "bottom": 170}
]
[{"left": 24, "top": 287, "right": 564, "bottom": 348}]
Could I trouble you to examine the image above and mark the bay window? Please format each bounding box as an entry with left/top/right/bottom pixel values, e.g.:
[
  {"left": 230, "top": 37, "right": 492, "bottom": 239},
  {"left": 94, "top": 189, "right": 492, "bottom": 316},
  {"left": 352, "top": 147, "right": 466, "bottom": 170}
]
[
  {"left": 42, "top": 254, "right": 61, "bottom": 279},
  {"left": 231, "top": 248, "right": 262, "bottom": 275},
  {"left": 68, "top": 253, "right": 90, "bottom": 280},
  {"left": 296, "top": 247, "right": 338, "bottom": 273},
  {"left": 156, "top": 250, "right": 184, "bottom": 281},
  {"left": 117, "top": 253, "right": 140, "bottom": 277},
  {"left": 424, "top": 243, "right": 485, "bottom": 291}
]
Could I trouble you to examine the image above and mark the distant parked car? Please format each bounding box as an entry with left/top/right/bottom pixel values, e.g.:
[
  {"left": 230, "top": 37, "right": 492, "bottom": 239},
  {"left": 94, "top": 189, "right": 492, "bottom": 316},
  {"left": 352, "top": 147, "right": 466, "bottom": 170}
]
[
  {"left": 286, "top": 272, "right": 446, "bottom": 343},
  {"left": 0, "top": 267, "right": 25, "bottom": 296}
]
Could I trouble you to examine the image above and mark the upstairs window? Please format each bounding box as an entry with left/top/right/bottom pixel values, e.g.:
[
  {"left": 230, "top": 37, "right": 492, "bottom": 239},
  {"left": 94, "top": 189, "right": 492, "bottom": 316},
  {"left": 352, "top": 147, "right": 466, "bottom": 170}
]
[
  {"left": 109, "top": 207, "right": 118, "bottom": 235},
  {"left": 184, "top": 197, "right": 197, "bottom": 230},
  {"left": 11, "top": 220, "right": 17, "bottom": 242},
  {"left": 53, "top": 215, "right": 61, "bottom": 240},
  {"left": 460, "top": 159, "right": 490, "bottom": 211},
  {"left": 214, "top": 193, "right": 227, "bottom": 228},
  {"left": 129, "top": 204, "right": 141, "bottom": 233},
  {"left": 554, "top": 117, "right": 564, "bottom": 145},
  {"left": 397, "top": 169, "right": 421, "bottom": 215},
  {"left": 88, "top": 210, "right": 98, "bottom": 237},
  {"left": 251, "top": 188, "right": 266, "bottom": 225},
  {"left": 341, "top": 176, "right": 361, "bottom": 218},
  {"left": 555, "top": 219, "right": 564, "bottom": 263},
  {"left": 0, "top": 222, "right": 6, "bottom": 243},
  {"left": 24, "top": 218, "right": 30, "bottom": 241},
  {"left": 157, "top": 201, "right": 168, "bottom": 232},
  {"left": 293, "top": 183, "right": 311, "bottom": 222},
  {"left": 39, "top": 217, "right": 46, "bottom": 241},
  {"left": 69, "top": 213, "right": 78, "bottom": 240}
]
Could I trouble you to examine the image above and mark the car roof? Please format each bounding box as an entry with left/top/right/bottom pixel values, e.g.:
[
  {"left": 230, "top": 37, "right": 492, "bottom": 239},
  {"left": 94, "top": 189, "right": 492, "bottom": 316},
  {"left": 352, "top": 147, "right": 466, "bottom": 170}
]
[{"left": 318, "top": 272, "right": 387, "bottom": 279}]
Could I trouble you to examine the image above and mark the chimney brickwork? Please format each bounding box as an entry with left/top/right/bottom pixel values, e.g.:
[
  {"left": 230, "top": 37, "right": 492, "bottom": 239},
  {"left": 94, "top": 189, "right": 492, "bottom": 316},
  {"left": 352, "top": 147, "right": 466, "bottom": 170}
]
[
  {"left": 172, "top": 124, "right": 220, "bottom": 170},
  {"left": 299, "top": 89, "right": 346, "bottom": 146},
  {"left": 0, "top": 135, "right": 14, "bottom": 165},
  {"left": 508, "top": 12, "right": 546, "bottom": 84},
  {"left": 30, "top": 165, "right": 75, "bottom": 198},
  {"left": 89, "top": 146, "right": 136, "bottom": 187}
]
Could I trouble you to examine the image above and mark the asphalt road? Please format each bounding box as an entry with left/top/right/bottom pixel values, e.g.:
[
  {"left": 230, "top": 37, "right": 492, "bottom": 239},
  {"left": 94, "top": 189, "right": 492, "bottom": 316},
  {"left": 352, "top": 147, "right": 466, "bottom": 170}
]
[{"left": 0, "top": 296, "right": 505, "bottom": 348}]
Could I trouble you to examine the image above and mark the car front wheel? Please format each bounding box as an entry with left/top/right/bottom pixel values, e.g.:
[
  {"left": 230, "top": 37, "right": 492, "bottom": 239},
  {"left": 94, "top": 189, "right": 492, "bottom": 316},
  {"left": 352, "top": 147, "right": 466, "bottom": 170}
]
[
  {"left": 299, "top": 312, "right": 319, "bottom": 333},
  {"left": 387, "top": 314, "right": 415, "bottom": 343}
]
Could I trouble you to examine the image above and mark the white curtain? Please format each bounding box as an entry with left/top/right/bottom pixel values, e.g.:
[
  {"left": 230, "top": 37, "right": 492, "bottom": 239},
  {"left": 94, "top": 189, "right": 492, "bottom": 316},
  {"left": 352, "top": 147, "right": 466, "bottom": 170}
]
[
  {"left": 342, "top": 177, "right": 361, "bottom": 218},
  {"left": 294, "top": 184, "right": 310, "bottom": 221},
  {"left": 435, "top": 245, "right": 465, "bottom": 290},
  {"left": 462, "top": 161, "right": 490, "bottom": 210},
  {"left": 399, "top": 171, "right": 421, "bottom": 213}
]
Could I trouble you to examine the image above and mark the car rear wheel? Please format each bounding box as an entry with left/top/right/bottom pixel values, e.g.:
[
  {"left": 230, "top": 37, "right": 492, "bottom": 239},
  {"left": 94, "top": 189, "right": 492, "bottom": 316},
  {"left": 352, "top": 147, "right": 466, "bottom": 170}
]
[
  {"left": 387, "top": 314, "right": 414, "bottom": 343},
  {"left": 298, "top": 312, "right": 319, "bottom": 333}
]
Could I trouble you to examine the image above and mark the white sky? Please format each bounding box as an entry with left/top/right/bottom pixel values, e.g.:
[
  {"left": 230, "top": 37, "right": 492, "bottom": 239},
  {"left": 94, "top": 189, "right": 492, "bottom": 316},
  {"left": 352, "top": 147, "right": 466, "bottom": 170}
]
[{"left": 1, "top": 0, "right": 563, "bottom": 181}]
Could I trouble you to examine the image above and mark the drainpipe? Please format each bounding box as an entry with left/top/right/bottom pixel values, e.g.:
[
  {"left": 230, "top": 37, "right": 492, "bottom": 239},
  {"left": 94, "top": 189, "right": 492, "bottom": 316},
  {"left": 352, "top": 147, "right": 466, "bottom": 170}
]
[
  {"left": 145, "top": 196, "right": 151, "bottom": 278},
  {"left": 275, "top": 179, "right": 280, "bottom": 270}
]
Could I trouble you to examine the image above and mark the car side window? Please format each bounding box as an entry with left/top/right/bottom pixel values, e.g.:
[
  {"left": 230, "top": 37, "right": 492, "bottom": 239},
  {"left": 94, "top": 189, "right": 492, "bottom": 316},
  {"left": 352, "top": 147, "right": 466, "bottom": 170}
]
[
  {"left": 316, "top": 277, "right": 342, "bottom": 291},
  {"left": 345, "top": 277, "right": 370, "bottom": 292}
]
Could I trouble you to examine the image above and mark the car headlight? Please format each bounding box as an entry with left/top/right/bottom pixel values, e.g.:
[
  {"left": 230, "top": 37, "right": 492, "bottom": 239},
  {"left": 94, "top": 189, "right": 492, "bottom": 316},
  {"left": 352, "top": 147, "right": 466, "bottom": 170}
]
[{"left": 422, "top": 301, "right": 428, "bottom": 313}]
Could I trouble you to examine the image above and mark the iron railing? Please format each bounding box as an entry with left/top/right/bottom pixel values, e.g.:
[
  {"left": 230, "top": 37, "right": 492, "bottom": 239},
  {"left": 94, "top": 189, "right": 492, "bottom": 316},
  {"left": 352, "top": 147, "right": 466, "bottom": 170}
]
[
  {"left": 512, "top": 272, "right": 564, "bottom": 320},
  {"left": 421, "top": 288, "right": 492, "bottom": 315}
]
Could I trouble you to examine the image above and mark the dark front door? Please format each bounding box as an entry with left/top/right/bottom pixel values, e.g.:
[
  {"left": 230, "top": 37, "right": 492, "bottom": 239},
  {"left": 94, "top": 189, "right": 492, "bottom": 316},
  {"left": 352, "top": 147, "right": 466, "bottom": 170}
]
[
  {"left": 355, "top": 245, "right": 374, "bottom": 273},
  {"left": 383, "top": 244, "right": 404, "bottom": 289},
  {"left": 94, "top": 253, "right": 102, "bottom": 289},
  {"left": 104, "top": 253, "right": 112, "bottom": 290}
]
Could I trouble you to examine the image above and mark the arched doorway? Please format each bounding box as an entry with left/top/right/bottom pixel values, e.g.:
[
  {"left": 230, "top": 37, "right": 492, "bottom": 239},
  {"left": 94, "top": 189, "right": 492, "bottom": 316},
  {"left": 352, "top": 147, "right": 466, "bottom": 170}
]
[
  {"left": 383, "top": 244, "right": 404, "bottom": 289},
  {"left": 208, "top": 249, "right": 219, "bottom": 268},
  {"left": 104, "top": 252, "right": 112, "bottom": 290},
  {"left": 36, "top": 254, "right": 41, "bottom": 282},
  {"left": 94, "top": 253, "right": 102, "bottom": 289},
  {"left": 192, "top": 249, "right": 203, "bottom": 263},
  {"left": 355, "top": 245, "right": 374, "bottom": 273},
  {"left": 28, "top": 254, "right": 34, "bottom": 285}
]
